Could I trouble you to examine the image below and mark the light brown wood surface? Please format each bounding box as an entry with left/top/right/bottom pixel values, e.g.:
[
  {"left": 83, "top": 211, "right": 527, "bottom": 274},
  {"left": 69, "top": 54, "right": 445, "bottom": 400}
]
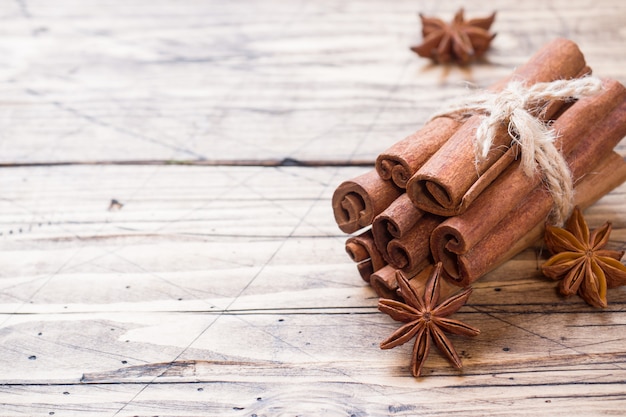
[{"left": 0, "top": 1, "right": 625, "bottom": 416}]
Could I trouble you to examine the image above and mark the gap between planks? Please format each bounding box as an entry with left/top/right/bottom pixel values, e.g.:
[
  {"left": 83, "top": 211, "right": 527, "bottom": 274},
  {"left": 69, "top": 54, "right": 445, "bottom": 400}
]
[{"left": 0, "top": 158, "right": 375, "bottom": 168}]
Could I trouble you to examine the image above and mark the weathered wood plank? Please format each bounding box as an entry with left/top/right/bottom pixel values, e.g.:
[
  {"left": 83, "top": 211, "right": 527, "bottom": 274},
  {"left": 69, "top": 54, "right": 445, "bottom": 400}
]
[
  {"left": 0, "top": 165, "right": 624, "bottom": 417},
  {"left": 0, "top": 0, "right": 624, "bottom": 163},
  {"left": 0, "top": 0, "right": 625, "bottom": 415},
  {"left": 2, "top": 318, "right": 626, "bottom": 416},
  {"left": 2, "top": 377, "right": 626, "bottom": 417},
  {"left": 2, "top": 279, "right": 626, "bottom": 382},
  {"left": 0, "top": 165, "right": 623, "bottom": 310}
]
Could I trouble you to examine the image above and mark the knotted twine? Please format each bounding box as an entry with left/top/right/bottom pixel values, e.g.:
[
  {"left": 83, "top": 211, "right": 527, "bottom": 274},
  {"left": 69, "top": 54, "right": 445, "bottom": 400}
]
[{"left": 432, "top": 76, "right": 604, "bottom": 225}]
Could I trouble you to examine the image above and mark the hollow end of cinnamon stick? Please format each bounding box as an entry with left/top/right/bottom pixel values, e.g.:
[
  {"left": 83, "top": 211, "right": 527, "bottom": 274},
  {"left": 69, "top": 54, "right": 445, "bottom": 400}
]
[
  {"left": 375, "top": 117, "right": 463, "bottom": 189},
  {"left": 333, "top": 188, "right": 367, "bottom": 233},
  {"left": 332, "top": 170, "right": 403, "bottom": 234},
  {"left": 371, "top": 217, "right": 394, "bottom": 263},
  {"left": 387, "top": 242, "right": 432, "bottom": 275},
  {"left": 426, "top": 181, "right": 455, "bottom": 209},
  {"left": 374, "top": 157, "right": 416, "bottom": 189},
  {"left": 370, "top": 265, "right": 400, "bottom": 300},
  {"left": 345, "top": 241, "right": 369, "bottom": 263},
  {"left": 345, "top": 230, "right": 387, "bottom": 283},
  {"left": 385, "top": 214, "right": 442, "bottom": 272},
  {"left": 375, "top": 158, "right": 396, "bottom": 181},
  {"left": 430, "top": 224, "right": 467, "bottom": 266},
  {"left": 405, "top": 116, "right": 510, "bottom": 217},
  {"left": 372, "top": 194, "right": 423, "bottom": 239},
  {"left": 406, "top": 175, "right": 460, "bottom": 217},
  {"left": 391, "top": 164, "right": 413, "bottom": 189},
  {"left": 387, "top": 241, "right": 410, "bottom": 269},
  {"left": 372, "top": 194, "right": 425, "bottom": 263}
]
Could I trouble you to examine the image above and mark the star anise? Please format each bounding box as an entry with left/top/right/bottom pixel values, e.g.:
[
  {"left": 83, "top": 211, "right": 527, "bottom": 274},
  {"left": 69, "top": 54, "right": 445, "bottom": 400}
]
[
  {"left": 378, "top": 263, "right": 480, "bottom": 377},
  {"left": 410, "top": 8, "right": 496, "bottom": 65},
  {"left": 542, "top": 206, "right": 626, "bottom": 308}
]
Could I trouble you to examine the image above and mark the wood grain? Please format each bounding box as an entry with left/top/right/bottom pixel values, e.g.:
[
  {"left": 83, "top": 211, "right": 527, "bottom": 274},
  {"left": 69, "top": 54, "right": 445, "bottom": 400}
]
[
  {"left": 0, "top": 0, "right": 624, "bottom": 164},
  {"left": 0, "top": 164, "right": 625, "bottom": 415},
  {"left": 0, "top": 0, "right": 625, "bottom": 416}
]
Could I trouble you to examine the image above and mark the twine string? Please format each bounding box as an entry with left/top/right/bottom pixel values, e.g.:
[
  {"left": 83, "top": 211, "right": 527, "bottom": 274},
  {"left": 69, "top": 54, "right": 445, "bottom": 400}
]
[{"left": 433, "top": 76, "right": 604, "bottom": 225}]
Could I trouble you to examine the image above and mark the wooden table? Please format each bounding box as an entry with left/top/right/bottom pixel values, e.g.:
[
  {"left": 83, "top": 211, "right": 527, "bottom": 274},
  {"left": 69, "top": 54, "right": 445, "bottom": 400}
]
[{"left": 1, "top": 1, "right": 625, "bottom": 415}]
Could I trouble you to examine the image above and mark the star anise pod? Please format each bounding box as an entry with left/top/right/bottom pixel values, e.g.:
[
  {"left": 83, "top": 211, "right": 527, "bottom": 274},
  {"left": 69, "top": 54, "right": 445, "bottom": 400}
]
[
  {"left": 378, "top": 263, "right": 480, "bottom": 377},
  {"left": 542, "top": 206, "right": 626, "bottom": 308},
  {"left": 410, "top": 8, "right": 496, "bottom": 65}
]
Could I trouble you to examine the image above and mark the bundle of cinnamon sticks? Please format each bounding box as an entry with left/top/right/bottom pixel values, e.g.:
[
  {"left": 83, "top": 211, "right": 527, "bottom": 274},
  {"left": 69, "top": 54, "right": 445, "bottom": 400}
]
[{"left": 333, "top": 38, "right": 626, "bottom": 297}]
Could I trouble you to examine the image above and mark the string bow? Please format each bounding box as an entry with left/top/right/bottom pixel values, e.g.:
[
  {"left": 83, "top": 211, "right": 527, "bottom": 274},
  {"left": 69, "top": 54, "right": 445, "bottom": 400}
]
[{"left": 437, "top": 77, "right": 603, "bottom": 225}]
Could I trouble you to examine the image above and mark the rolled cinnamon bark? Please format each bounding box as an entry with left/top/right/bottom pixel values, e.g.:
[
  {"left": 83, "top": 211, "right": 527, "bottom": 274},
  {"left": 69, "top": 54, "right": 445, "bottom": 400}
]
[
  {"left": 438, "top": 150, "right": 626, "bottom": 287},
  {"left": 430, "top": 78, "right": 626, "bottom": 262},
  {"left": 332, "top": 170, "right": 402, "bottom": 233},
  {"left": 370, "top": 265, "right": 400, "bottom": 300},
  {"left": 375, "top": 117, "right": 462, "bottom": 188},
  {"left": 376, "top": 38, "right": 588, "bottom": 191},
  {"left": 483, "top": 152, "right": 626, "bottom": 280},
  {"left": 345, "top": 229, "right": 387, "bottom": 283},
  {"left": 371, "top": 264, "right": 443, "bottom": 301},
  {"left": 406, "top": 38, "right": 590, "bottom": 216},
  {"left": 370, "top": 195, "right": 444, "bottom": 278},
  {"left": 386, "top": 214, "right": 442, "bottom": 273},
  {"left": 371, "top": 194, "right": 424, "bottom": 263}
]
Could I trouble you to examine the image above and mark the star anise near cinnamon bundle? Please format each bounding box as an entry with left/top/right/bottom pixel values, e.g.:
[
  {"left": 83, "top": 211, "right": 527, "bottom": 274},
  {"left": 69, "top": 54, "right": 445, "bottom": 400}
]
[
  {"left": 378, "top": 263, "right": 480, "bottom": 377},
  {"left": 411, "top": 8, "right": 496, "bottom": 65},
  {"left": 542, "top": 206, "right": 626, "bottom": 308}
]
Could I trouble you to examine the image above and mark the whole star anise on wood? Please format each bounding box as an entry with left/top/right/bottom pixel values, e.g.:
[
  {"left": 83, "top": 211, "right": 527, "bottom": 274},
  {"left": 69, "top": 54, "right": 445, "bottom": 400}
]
[
  {"left": 410, "top": 8, "right": 496, "bottom": 65},
  {"left": 378, "top": 263, "right": 480, "bottom": 377},
  {"left": 542, "top": 206, "right": 626, "bottom": 308}
]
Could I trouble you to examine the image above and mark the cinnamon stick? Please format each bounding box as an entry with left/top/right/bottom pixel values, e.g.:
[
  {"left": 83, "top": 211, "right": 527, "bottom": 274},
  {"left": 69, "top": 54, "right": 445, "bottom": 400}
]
[
  {"left": 332, "top": 170, "right": 402, "bottom": 233},
  {"left": 370, "top": 194, "right": 442, "bottom": 277},
  {"left": 345, "top": 229, "right": 387, "bottom": 283},
  {"left": 386, "top": 214, "right": 442, "bottom": 273},
  {"left": 371, "top": 264, "right": 444, "bottom": 301},
  {"left": 371, "top": 194, "right": 424, "bottom": 263},
  {"left": 406, "top": 264, "right": 459, "bottom": 302},
  {"left": 482, "top": 152, "right": 626, "bottom": 280},
  {"left": 438, "top": 150, "right": 626, "bottom": 287},
  {"left": 375, "top": 38, "right": 589, "bottom": 191},
  {"left": 430, "top": 78, "right": 626, "bottom": 263},
  {"left": 406, "top": 38, "right": 589, "bottom": 216},
  {"left": 375, "top": 117, "right": 462, "bottom": 188},
  {"left": 370, "top": 265, "right": 400, "bottom": 299}
]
